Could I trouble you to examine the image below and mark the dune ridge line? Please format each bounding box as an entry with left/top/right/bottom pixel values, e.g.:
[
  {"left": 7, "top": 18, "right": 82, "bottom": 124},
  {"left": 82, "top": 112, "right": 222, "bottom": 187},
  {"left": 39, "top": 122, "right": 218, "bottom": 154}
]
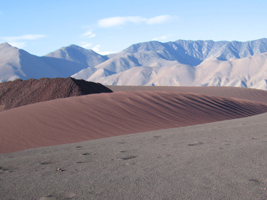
[{"left": 1, "top": 89, "right": 267, "bottom": 153}]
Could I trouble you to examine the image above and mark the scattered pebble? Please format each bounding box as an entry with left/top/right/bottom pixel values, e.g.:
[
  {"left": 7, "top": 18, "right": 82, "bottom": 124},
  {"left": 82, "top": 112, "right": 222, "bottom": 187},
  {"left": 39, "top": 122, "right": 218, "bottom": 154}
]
[{"left": 56, "top": 168, "right": 64, "bottom": 172}]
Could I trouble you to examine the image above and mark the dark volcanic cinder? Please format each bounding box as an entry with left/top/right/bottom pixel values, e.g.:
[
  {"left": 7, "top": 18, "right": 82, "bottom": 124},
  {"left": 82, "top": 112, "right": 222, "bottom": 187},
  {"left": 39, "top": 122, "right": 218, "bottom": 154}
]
[{"left": 0, "top": 77, "right": 112, "bottom": 111}]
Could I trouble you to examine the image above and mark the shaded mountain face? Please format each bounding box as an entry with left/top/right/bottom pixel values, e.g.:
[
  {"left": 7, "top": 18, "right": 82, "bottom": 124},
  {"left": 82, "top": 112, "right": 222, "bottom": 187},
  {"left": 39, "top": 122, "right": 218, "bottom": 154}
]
[
  {"left": 0, "top": 43, "right": 59, "bottom": 82},
  {"left": 119, "top": 39, "right": 267, "bottom": 65},
  {"left": 0, "top": 77, "right": 112, "bottom": 111},
  {"left": 0, "top": 43, "right": 105, "bottom": 82},
  {"left": 45, "top": 44, "right": 108, "bottom": 68}
]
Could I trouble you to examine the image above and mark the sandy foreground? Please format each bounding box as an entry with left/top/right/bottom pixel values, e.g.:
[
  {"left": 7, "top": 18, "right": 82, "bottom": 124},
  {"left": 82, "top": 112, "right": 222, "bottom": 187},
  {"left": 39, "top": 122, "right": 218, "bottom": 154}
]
[
  {"left": 1, "top": 112, "right": 267, "bottom": 200},
  {"left": 1, "top": 86, "right": 267, "bottom": 199}
]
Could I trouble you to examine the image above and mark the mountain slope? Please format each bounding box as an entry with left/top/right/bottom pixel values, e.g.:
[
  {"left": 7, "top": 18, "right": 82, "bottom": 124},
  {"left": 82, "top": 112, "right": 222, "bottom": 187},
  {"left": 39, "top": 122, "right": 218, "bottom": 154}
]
[
  {"left": 120, "top": 38, "right": 267, "bottom": 65},
  {"left": 194, "top": 52, "right": 267, "bottom": 89},
  {"left": 74, "top": 52, "right": 267, "bottom": 89},
  {"left": 88, "top": 64, "right": 195, "bottom": 86},
  {"left": 45, "top": 44, "right": 108, "bottom": 68},
  {"left": 0, "top": 43, "right": 106, "bottom": 82},
  {"left": 0, "top": 43, "right": 61, "bottom": 82},
  {"left": 72, "top": 38, "right": 267, "bottom": 89},
  {"left": 2, "top": 39, "right": 267, "bottom": 90}
]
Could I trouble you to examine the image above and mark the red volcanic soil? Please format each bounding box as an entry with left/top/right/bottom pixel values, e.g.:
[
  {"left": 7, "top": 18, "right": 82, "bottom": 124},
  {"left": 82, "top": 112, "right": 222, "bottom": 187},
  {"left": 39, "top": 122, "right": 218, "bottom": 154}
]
[
  {"left": 0, "top": 77, "right": 112, "bottom": 111},
  {"left": 108, "top": 85, "right": 267, "bottom": 104},
  {"left": 1, "top": 89, "right": 267, "bottom": 153}
]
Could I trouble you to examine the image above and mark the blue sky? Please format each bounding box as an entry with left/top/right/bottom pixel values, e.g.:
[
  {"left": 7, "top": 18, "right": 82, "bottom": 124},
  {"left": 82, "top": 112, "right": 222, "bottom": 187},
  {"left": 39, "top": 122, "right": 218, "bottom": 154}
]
[{"left": 1, "top": 0, "right": 267, "bottom": 56}]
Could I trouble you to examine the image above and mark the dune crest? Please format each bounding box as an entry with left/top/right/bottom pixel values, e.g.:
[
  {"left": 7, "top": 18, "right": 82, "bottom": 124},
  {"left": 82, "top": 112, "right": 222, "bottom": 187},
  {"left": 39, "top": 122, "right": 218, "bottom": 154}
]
[
  {"left": 108, "top": 85, "right": 267, "bottom": 104},
  {"left": 1, "top": 90, "right": 267, "bottom": 153}
]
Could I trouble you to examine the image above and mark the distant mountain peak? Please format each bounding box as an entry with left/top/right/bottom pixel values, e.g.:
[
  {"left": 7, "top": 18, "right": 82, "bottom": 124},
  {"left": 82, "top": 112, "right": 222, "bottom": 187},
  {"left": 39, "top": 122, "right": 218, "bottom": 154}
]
[
  {"left": 0, "top": 42, "right": 11, "bottom": 47},
  {"left": 72, "top": 38, "right": 267, "bottom": 90},
  {"left": 45, "top": 44, "right": 108, "bottom": 68},
  {"left": 0, "top": 42, "right": 18, "bottom": 50},
  {"left": 66, "top": 44, "right": 82, "bottom": 48},
  {"left": 63, "top": 44, "right": 94, "bottom": 52}
]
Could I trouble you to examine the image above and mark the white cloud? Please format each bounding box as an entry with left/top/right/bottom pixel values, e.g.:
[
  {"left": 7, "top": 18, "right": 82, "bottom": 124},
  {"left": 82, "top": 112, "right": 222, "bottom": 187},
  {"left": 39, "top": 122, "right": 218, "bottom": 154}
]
[
  {"left": 147, "top": 15, "right": 172, "bottom": 25},
  {"left": 1, "top": 34, "right": 47, "bottom": 48},
  {"left": 98, "top": 16, "right": 144, "bottom": 27},
  {"left": 92, "top": 45, "right": 114, "bottom": 55},
  {"left": 152, "top": 35, "right": 168, "bottom": 41},
  {"left": 8, "top": 41, "right": 27, "bottom": 49},
  {"left": 92, "top": 44, "right": 101, "bottom": 51},
  {"left": 80, "top": 30, "right": 96, "bottom": 49},
  {"left": 152, "top": 33, "right": 177, "bottom": 42},
  {"left": 81, "top": 42, "right": 92, "bottom": 48},
  {"left": 2, "top": 34, "right": 47, "bottom": 41},
  {"left": 82, "top": 29, "right": 96, "bottom": 38},
  {"left": 98, "top": 15, "right": 174, "bottom": 28}
]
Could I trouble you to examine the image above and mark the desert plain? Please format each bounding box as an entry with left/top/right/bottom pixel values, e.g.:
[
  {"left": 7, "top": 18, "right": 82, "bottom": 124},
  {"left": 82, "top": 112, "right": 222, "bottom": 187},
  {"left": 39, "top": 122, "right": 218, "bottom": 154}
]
[{"left": 1, "top": 81, "right": 267, "bottom": 200}]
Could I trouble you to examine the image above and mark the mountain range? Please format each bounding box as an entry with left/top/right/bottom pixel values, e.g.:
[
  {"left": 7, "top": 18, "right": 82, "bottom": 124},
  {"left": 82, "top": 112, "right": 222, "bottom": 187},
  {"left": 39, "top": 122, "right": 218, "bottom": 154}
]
[{"left": 1, "top": 38, "right": 267, "bottom": 89}]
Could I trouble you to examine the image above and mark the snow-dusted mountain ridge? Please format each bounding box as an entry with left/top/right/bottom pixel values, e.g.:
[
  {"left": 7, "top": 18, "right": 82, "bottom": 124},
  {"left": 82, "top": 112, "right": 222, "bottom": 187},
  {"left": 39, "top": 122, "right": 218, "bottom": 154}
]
[{"left": 1, "top": 38, "right": 267, "bottom": 90}]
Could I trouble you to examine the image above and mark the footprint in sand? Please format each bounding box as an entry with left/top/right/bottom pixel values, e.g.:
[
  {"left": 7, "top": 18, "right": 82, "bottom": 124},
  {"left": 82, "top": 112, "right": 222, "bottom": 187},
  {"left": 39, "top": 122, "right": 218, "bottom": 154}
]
[
  {"left": 0, "top": 166, "right": 8, "bottom": 174},
  {"left": 121, "top": 155, "right": 137, "bottom": 160},
  {"left": 187, "top": 142, "right": 204, "bottom": 146},
  {"left": 0, "top": 166, "right": 16, "bottom": 173},
  {"left": 118, "top": 141, "right": 126, "bottom": 144},
  {"left": 40, "top": 192, "right": 76, "bottom": 200},
  {"left": 249, "top": 179, "right": 261, "bottom": 186},
  {"left": 40, "top": 161, "right": 53, "bottom": 165},
  {"left": 82, "top": 152, "right": 91, "bottom": 156}
]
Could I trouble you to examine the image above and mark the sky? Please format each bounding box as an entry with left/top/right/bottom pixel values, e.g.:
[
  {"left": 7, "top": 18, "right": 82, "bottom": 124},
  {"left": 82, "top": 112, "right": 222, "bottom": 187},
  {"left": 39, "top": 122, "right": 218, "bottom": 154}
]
[{"left": 0, "top": 0, "right": 267, "bottom": 56}]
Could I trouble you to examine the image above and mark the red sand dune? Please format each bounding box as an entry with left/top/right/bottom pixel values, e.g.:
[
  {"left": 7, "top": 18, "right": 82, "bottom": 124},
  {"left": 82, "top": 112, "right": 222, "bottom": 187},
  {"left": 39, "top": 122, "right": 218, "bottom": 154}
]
[
  {"left": 0, "top": 77, "right": 112, "bottom": 111},
  {"left": 1, "top": 90, "right": 267, "bottom": 153},
  {"left": 108, "top": 85, "right": 267, "bottom": 104}
]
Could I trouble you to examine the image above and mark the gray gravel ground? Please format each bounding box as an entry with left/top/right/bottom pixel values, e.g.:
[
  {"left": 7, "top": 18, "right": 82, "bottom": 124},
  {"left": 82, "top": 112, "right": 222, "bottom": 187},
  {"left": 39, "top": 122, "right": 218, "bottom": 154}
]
[{"left": 1, "top": 112, "right": 267, "bottom": 200}]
